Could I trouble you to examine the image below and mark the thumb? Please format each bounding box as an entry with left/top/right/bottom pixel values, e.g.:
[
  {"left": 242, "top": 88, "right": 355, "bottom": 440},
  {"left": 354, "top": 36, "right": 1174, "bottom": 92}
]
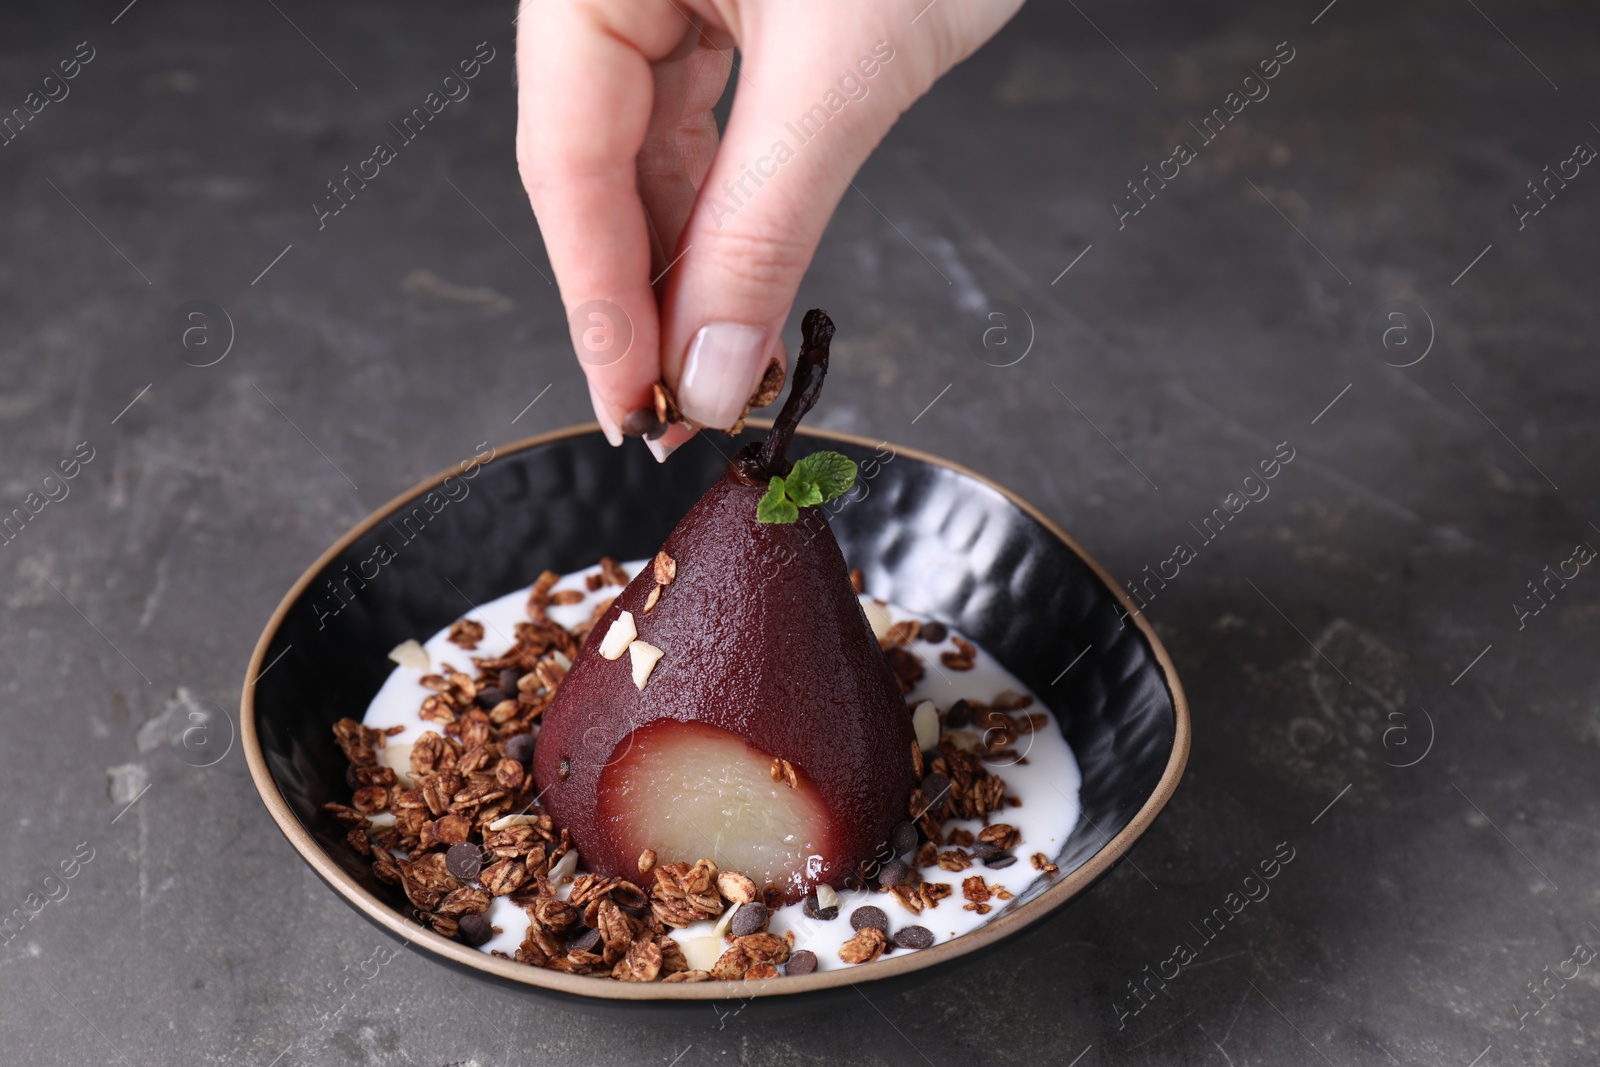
[{"left": 658, "top": 28, "right": 918, "bottom": 433}]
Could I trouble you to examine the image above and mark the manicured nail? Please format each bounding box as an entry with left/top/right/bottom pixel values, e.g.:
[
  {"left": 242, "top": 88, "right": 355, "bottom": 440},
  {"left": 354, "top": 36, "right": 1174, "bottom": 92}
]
[
  {"left": 587, "top": 380, "right": 623, "bottom": 447},
  {"left": 676, "top": 323, "right": 768, "bottom": 431},
  {"left": 645, "top": 422, "right": 694, "bottom": 463}
]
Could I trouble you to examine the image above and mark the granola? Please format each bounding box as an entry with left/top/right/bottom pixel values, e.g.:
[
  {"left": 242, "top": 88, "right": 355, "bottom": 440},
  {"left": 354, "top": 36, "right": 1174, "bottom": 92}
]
[{"left": 329, "top": 560, "right": 1071, "bottom": 982}]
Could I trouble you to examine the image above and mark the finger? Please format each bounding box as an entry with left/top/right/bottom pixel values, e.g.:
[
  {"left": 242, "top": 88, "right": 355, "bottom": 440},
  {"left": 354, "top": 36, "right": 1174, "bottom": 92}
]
[
  {"left": 515, "top": 1, "right": 687, "bottom": 444},
  {"left": 636, "top": 41, "right": 733, "bottom": 460},
  {"left": 639, "top": 43, "right": 732, "bottom": 276},
  {"left": 657, "top": 25, "right": 919, "bottom": 433}
]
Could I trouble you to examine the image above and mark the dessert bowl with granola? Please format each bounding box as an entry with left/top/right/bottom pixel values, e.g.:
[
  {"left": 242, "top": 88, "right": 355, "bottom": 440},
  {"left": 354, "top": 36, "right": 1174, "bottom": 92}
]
[{"left": 243, "top": 400, "right": 1188, "bottom": 1007}]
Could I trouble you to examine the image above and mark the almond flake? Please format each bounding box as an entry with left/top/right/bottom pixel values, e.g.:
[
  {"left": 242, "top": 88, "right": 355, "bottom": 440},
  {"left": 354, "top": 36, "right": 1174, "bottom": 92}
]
[
  {"left": 379, "top": 742, "right": 415, "bottom": 787},
  {"left": 711, "top": 899, "right": 740, "bottom": 938},
  {"left": 643, "top": 584, "right": 662, "bottom": 613},
  {"left": 599, "top": 610, "right": 637, "bottom": 660},
  {"left": 487, "top": 812, "right": 539, "bottom": 832},
  {"left": 860, "top": 598, "right": 893, "bottom": 641},
  {"left": 815, "top": 884, "right": 841, "bottom": 912},
  {"left": 387, "top": 639, "right": 430, "bottom": 671},
  {"left": 679, "top": 935, "right": 725, "bottom": 972},
  {"left": 629, "top": 640, "right": 664, "bottom": 689},
  {"left": 912, "top": 701, "right": 939, "bottom": 752},
  {"left": 547, "top": 849, "right": 579, "bottom": 885}
]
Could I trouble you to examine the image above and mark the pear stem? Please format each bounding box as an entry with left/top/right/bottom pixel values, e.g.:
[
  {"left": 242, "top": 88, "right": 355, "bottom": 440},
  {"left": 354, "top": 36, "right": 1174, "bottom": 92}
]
[{"left": 741, "top": 309, "right": 833, "bottom": 480}]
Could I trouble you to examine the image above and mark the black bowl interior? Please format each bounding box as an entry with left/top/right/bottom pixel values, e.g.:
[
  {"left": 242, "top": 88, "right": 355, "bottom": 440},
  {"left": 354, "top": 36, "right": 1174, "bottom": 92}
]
[{"left": 253, "top": 428, "right": 1177, "bottom": 969}]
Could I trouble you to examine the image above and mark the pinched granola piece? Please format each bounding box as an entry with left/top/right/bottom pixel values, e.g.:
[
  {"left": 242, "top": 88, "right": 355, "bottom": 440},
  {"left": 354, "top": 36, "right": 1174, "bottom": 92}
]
[
  {"left": 838, "top": 927, "right": 888, "bottom": 965},
  {"left": 637, "top": 848, "right": 657, "bottom": 878},
  {"left": 1031, "top": 852, "right": 1059, "bottom": 876},
  {"left": 643, "top": 584, "right": 661, "bottom": 613},
  {"left": 745, "top": 963, "right": 781, "bottom": 979},
  {"left": 548, "top": 589, "right": 585, "bottom": 606},
  {"left": 936, "top": 849, "right": 973, "bottom": 872}
]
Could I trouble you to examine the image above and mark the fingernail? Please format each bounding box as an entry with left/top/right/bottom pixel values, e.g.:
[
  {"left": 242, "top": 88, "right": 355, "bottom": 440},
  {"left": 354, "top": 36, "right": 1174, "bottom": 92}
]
[
  {"left": 587, "top": 380, "right": 623, "bottom": 447},
  {"left": 645, "top": 422, "right": 695, "bottom": 463},
  {"left": 677, "top": 323, "right": 768, "bottom": 431}
]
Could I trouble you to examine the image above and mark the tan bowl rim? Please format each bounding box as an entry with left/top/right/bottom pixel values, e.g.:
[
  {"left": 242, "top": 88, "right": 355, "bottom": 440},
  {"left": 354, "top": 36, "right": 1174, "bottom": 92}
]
[{"left": 240, "top": 422, "right": 1191, "bottom": 1001}]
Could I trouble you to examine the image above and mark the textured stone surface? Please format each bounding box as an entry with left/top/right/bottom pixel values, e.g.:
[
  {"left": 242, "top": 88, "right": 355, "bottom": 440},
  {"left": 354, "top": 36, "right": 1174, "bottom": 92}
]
[{"left": 3, "top": 0, "right": 1598, "bottom": 1064}]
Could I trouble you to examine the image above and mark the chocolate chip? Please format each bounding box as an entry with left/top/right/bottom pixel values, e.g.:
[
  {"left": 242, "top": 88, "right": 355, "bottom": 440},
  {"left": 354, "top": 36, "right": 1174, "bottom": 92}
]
[
  {"left": 611, "top": 883, "right": 651, "bottom": 917},
  {"left": 785, "top": 949, "right": 818, "bottom": 975},
  {"left": 890, "top": 821, "right": 919, "bottom": 858},
  {"left": 945, "top": 699, "right": 971, "bottom": 729},
  {"left": 504, "top": 733, "right": 536, "bottom": 769},
  {"left": 729, "top": 902, "right": 769, "bottom": 937},
  {"left": 474, "top": 686, "right": 505, "bottom": 709},
  {"left": 920, "top": 621, "right": 948, "bottom": 644},
  {"left": 802, "top": 893, "right": 838, "bottom": 922},
  {"left": 877, "top": 859, "right": 911, "bottom": 888},
  {"left": 446, "top": 842, "right": 483, "bottom": 881},
  {"left": 850, "top": 905, "right": 889, "bottom": 933},
  {"left": 920, "top": 773, "right": 950, "bottom": 803},
  {"left": 983, "top": 854, "right": 1018, "bottom": 869},
  {"left": 458, "top": 913, "right": 493, "bottom": 947},
  {"left": 566, "top": 927, "right": 602, "bottom": 954},
  {"left": 620, "top": 407, "right": 664, "bottom": 438},
  {"left": 893, "top": 925, "right": 934, "bottom": 949},
  {"left": 498, "top": 668, "right": 520, "bottom": 692},
  {"left": 968, "top": 842, "right": 1003, "bottom": 861}
]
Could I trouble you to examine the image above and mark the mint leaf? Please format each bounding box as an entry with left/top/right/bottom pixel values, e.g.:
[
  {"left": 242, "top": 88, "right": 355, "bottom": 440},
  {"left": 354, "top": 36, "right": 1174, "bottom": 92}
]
[
  {"left": 790, "top": 451, "right": 857, "bottom": 503},
  {"left": 754, "top": 452, "right": 858, "bottom": 523},
  {"left": 785, "top": 474, "right": 824, "bottom": 509},
  {"left": 756, "top": 476, "right": 799, "bottom": 524}
]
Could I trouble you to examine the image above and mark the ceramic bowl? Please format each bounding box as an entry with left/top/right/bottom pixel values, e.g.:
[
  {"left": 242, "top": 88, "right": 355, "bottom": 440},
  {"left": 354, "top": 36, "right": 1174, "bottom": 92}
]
[{"left": 242, "top": 423, "right": 1189, "bottom": 1013}]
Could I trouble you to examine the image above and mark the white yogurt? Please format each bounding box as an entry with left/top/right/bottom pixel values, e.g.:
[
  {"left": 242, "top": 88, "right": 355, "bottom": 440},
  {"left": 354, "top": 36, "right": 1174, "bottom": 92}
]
[{"left": 362, "top": 562, "right": 1082, "bottom": 971}]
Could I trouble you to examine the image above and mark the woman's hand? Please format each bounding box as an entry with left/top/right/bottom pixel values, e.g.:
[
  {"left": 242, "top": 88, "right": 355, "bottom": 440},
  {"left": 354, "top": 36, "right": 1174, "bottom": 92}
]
[{"left": 516, "top": 0, "right": 1023, "bottom": 459}]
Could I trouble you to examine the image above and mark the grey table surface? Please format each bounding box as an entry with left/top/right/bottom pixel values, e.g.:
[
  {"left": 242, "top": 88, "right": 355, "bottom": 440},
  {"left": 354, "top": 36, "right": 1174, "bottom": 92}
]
[{"left": 3, "top": 0, "right": 1598, "bottom": 1064}]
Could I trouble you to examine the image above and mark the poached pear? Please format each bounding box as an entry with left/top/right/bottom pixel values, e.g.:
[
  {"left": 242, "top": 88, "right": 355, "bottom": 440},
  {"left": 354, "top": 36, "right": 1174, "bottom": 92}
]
[{"left": 532, "top": 311, "right": 916, "bottom": 903}]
